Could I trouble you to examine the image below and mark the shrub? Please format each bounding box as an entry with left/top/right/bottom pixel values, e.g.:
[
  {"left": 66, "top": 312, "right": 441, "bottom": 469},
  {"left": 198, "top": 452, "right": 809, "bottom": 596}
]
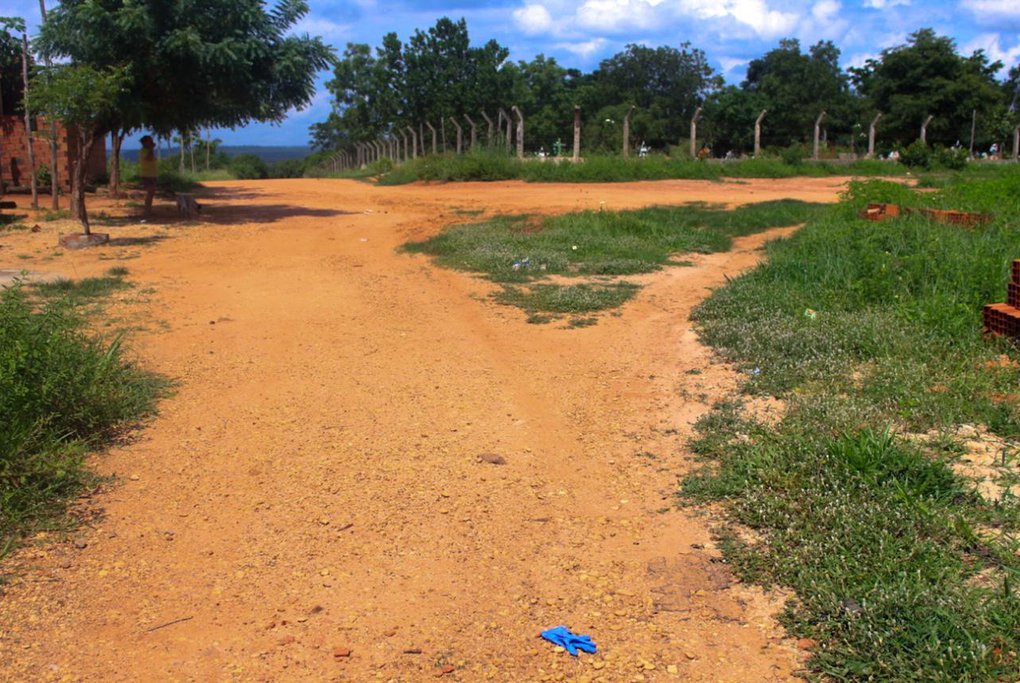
[
  {"left": 0, "top": 283, "right": 161, "bottom": 545},
  {"left": 229, "top": 153, "right": 269, "bottom": 180},
  {"left": 780, "top": 144, "right": 804, "bottom": 166},
  {"left": 898, "top": 139, "right": 931, "bottom": 169},
  {"left": 934, "top": 145, "right": 969, "bottom": 171}
]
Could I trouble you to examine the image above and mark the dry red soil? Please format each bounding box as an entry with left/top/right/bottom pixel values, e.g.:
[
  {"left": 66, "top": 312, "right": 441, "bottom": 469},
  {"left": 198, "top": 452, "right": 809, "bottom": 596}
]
[{"left": 0, "top": 177, "right": 848, "bottom": 682}]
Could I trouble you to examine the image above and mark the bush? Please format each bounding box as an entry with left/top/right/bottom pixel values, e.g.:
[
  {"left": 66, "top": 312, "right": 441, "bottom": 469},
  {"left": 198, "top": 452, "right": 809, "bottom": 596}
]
[
  {"left": 229, "top": 153, "right": 269, "bottom": 180},
  {"left": 898, "top": 139, "right": 931, "bottom": 169},
  {"left": 0, "top": 283, "right": 160, "bottom": 546},
  {"left": 934, "top": 145, "right": 969, "bottom": 171},
  {"left": 780, "top": 144, "right": 805, "bottom": 166}
]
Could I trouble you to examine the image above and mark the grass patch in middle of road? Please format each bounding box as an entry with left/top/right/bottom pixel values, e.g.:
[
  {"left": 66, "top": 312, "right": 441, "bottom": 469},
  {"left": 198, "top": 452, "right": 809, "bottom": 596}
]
[{"left": 404, "top": 199, "right": 825, "bottom": 323}]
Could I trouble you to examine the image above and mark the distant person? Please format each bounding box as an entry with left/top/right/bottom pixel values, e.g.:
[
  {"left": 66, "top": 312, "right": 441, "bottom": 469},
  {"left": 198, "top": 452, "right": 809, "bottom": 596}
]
[
  {"left": 989, "top": 142, "right": 999, "bottom": 159},
  {"left": 139, "top": 135, "right": 158, "bottom": 217}
]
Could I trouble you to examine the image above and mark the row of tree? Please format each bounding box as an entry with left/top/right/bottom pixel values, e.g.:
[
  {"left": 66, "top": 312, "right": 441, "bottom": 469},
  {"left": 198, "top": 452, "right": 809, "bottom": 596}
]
[
  {"left": 313, "top": 19, "right": 1019, "bottom": 157},
  {"left": 2, "top": 0, "right": 334, "bottom": 231}
]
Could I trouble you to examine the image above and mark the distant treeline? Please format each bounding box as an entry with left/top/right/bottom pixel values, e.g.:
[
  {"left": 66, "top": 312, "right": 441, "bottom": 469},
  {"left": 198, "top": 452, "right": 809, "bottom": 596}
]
[
  {"left": 115, "top": 146, "right": 312, "bottom": 164},
  {"left": 312, "top": 18, "right": 1019, "bottom": 157}
]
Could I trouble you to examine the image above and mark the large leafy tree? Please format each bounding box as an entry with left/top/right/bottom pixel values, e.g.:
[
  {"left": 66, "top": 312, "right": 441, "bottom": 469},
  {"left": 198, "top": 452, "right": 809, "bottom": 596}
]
[
  {"left": 314, "top": 17, "right": 513, "bottom": 152},
  {"left": 0, "top": 17, "right": 25, "bottom": 116},
  {"left": 33, "top": 0, "right": 333, "bottom": 230},
  {"left": 584, "top": 43, "right": 721, "bottom": 149},
  {"left": 743, "top": 39, "right": 855, "bottom": 148},
  {"left": 851, "top": 29, "right": 1004, "bottom": 147}
]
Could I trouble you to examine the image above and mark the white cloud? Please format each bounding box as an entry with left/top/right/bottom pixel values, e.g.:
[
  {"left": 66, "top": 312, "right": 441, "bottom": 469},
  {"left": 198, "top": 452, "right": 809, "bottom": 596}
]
[
  {"left": 961, "top": 0, "right": 1020, "bottom": 18},
  {"left": 554, "top": 37, "right": 608, "bottom": 58},
  {"left": 576, "top": 0, "right": 666, "bottom": 31},
  {"left": 513, "top": 3, "right": 555, "bottom": 34},
  {"left": 812, "top": 0, "right": 840, "bottom": 22},
  {"left": 293, "top": 17, "right": 351, "bottom": 40},
  {"left": 678, "top": 0, "right": 800, "bottom": 38},
  {"left": 862, "top": 0, "right": 911, "bottom": 8},
  {"left": 962, "top": 32, "right": 1020, "bottom": 66},
  {"left": 719, "top": 56, "right": 749, "bottom": 74}
]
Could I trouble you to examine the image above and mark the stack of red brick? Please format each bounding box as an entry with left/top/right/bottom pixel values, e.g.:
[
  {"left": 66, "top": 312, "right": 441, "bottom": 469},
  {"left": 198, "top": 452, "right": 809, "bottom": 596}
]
[{"left": 983, "top": 260, "right": 1020, "bottom": 340}]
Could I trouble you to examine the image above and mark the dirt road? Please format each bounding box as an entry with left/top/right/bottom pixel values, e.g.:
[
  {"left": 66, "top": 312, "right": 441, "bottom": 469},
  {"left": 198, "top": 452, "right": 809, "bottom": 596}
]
[{"left": 0, "top": 178, "right": 848, "bottom": 682}]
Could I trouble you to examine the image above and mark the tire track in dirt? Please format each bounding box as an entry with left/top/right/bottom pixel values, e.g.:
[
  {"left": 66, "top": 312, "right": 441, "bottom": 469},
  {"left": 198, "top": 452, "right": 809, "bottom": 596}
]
[{"left": 0, "top": 178, "right": 846, "bottom": 682}]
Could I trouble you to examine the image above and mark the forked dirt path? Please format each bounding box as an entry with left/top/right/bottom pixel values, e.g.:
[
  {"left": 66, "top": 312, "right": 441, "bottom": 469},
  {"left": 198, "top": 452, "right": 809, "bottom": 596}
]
[{"left": 0, "top": 178, "right": 848, "bottom": 682}]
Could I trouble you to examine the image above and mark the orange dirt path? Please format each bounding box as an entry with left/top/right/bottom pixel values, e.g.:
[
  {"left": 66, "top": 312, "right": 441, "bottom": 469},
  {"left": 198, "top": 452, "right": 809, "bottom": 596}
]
[{"left": 0, "top": 177, "right": 848, "bottom": 682}]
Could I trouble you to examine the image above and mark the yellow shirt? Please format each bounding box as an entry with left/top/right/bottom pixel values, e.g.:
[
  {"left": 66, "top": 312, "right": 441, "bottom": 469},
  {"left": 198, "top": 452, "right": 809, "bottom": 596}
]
[{"left": 139, "top": 148, "right": 158, "bottom": 178}]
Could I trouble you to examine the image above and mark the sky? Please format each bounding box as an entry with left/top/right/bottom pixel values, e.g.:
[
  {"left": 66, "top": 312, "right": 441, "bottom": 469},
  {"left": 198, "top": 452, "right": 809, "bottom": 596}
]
[{"left": 5, "top": 0, "right": 1020, "bottom": 147}]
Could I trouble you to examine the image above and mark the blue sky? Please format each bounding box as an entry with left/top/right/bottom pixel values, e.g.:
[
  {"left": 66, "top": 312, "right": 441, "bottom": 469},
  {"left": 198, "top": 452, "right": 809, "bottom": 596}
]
[{"left": 5, "top": 0, "right": 1019, "bottom": 146}]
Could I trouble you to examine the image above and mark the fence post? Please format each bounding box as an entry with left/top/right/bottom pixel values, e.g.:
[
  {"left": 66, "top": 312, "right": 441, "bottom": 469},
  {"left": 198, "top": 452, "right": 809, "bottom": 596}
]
[
  {"left": 511, "top": 106, "right": 524, "bottom": 159},
  {"left": 920, "top": 115, "right": 933, "bottom": 144},
  {"left": 425, "top": 122, "right": 437, "bottom": 155},
  {"left": 754, "top": 109, "right": 767, "bottom": 157},
  {"left": 481, "top": 111, "right": 495, "bottom": 144},
  {"left": 573, "top": 105, "right": 581, "bottom": 163},
  {"left": 463, "top": 114, "right": 477, "bottom": 150},
  {"left": 406, "top": 127, "right": 417, "bottom": 159},
  {"left": 450, "top": 117, "right": 463, "bottom": 154},
  {"left": 1014, "top": 125, "right": 1019, "bottom": 161},
  {"left": 689, "top": 106, "right": 702, "bottom": 159},
  {"left": 813, "top": 111, "right": 827, "bottom": 160},
  {"left": 622, "top": 105, "right": 636, "bottom": 159},
  {"left": 867, "top": 112, "right": 882, "bottom": 158}
]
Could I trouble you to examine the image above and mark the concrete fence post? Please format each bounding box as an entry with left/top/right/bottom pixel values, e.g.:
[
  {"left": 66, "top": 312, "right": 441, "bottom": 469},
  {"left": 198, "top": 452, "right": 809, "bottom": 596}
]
[
  {"left": 867, "top": 112, "right": 882, "bottom": 158},
  {"left": 481, "top": 111, "right": 495, "bottom": 144},
  {"left": 463, "top": 114, "right": 477, "bottom": 150},
  {"left": 512, "top": 106, "right": 524, "bottom": 160},
  {"left": 920, "top": 115, "right": 934, "bottom": 144},
  {"left": 813, "top": 111, "right": 827, "bottom": 160},
  {"left": 426, "top": 122, "right": 437, "bottom": 155},
  {"left": 754, "top": 109, "right": 767, "bottom": 157},
  {"left": 406, "top": 127, "right": 417, "bottom": 159},
  {"left": 622, "top": 106, "right": 636, "bottom": 159},
  {"left": 450, "top": 117, "right": 463, "bottom": 154},
  {"left": 572, "top": 105, "right": 581, "bottom": 163},
  {"left": 689, "top": 106, "right": 702, "bottom": 159},
  {"left": 1014, "top": 125, "right": 1019, "bottom": 161}
]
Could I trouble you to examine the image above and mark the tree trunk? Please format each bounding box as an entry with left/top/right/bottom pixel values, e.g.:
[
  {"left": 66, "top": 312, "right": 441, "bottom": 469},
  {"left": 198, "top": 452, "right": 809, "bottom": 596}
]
[
  {"left": 71, "top": 130, "right": 100, "bottom": 234},
  {"left": 109, "top": 128, "right": 124, "bottom": 197},
  {"left": 21, "top": 34, "right": 39, "bottom": 209},
  {"left": 179, "top": 132, "right": 185, "bottom": 171},
  {"left": 190, "top": 133, "right": 196, "bottom": 173}
]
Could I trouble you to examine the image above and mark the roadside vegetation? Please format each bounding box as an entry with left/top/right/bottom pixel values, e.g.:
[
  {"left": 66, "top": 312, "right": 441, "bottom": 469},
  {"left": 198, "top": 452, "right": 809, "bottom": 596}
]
[
  {"left": 683, "top": 168, "right": 1020, "bottom": 681},
  {"left": 0, "top": 270, "right": 163, "bottom": 557},
  {"left": 404, "top": 200, "right": 825, "bottom": 324}
]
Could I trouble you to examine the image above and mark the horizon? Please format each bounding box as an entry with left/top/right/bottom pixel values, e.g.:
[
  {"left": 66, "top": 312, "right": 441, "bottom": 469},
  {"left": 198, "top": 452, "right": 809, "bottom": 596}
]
[{"left": 6, "top": 1, "right": 1019, "bottom": 148}]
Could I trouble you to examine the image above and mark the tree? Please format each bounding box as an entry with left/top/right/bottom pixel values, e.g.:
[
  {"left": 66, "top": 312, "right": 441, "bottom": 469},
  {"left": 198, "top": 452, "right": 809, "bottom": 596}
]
[
  {"left": 702, "top": 86, "right": 766, "bottom": 155},
  {"left": 30, "top": 64, "right": 127, "bottom": 233},
  {"left": 584, "top": 44, "right": 721, "bottom": 149},
  {"left": 851, "top": 29, "right": 1004, "bottom": 147},
  {"left": 743, "top": 39, "right": 855, "bottom": 148},
  {"left": 34, "top": 0, "right": 334, "bottom": 229},
  {"left": 0, "top": 17, "right": 25, "bottom": 116}
]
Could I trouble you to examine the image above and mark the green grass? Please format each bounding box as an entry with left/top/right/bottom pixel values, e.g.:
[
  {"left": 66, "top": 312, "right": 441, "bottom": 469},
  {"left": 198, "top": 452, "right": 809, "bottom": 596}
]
[
  {"left": 368, "top": 149, "right": 921, "bottom": 185},
  {"left": 1, "top": 271, "right": 162, "bottom": 556},
  {"left": 34, "top": 268, "right": 133, "bottom": 305},
  {"left": 404, "top": 200, "right": 824, "bottom": 323},
  {"left": 682, "top": 166, "right": 1020, "bottom": 681}
]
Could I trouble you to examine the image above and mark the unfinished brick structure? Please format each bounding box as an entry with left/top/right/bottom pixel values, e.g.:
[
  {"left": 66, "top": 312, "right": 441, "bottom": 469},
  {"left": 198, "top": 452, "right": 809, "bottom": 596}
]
[
  {"left": 0, "top": 115, "right": 106, "bottom": 191},
  {"left": 983, "top": 260, "right": 1020, "bottom": 341}
]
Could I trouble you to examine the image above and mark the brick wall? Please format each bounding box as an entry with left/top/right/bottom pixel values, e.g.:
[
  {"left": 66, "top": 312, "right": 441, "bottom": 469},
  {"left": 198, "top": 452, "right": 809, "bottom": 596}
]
[{"left": 0, "top": 115, "right": 107, "bottom": 191}]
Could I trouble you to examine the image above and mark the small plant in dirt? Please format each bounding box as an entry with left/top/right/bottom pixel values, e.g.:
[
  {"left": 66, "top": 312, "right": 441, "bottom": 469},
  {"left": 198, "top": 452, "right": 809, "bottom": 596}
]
[{"left": 0, "top": 280, "right": 163, "bottom": 555}]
